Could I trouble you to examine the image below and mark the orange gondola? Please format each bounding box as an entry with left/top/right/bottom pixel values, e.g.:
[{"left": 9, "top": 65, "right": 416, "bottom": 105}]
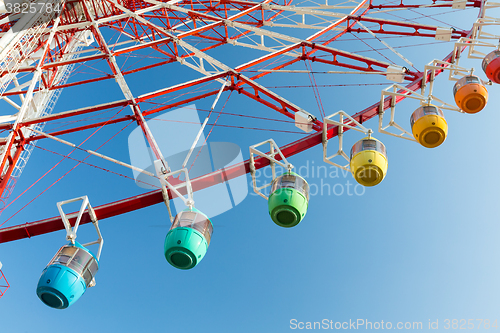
[{"left": 453, "top": 75, "right": 488, "bottom": 114}]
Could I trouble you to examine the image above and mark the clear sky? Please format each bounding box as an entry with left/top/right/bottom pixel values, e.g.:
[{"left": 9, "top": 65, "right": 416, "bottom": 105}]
[{"left": 1, "top": 2, "right": 500, "bottom": 333}]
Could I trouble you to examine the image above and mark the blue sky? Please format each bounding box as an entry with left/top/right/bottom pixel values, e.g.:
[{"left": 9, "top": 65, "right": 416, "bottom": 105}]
[{"left": 1, "top": 2, "right": 500, "bottom": 333}]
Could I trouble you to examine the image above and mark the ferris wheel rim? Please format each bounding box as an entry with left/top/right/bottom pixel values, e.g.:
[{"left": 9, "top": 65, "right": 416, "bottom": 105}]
[{"left": 0, "top": 0, "right": 490, "bottom": 242}]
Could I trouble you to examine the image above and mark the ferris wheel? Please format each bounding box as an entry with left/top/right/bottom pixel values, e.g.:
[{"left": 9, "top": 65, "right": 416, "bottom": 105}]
[{"left": 0, "top": 0, "right": 498, "bottom": 310}]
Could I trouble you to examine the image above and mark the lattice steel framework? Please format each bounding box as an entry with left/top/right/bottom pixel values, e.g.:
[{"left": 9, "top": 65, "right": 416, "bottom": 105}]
[{"left": 0, "top": 0, "right": 492, "bottom": 244}]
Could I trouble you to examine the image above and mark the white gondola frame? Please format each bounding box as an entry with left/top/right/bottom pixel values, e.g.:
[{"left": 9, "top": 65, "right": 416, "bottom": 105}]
[
  {"left": 322, "top": 110, "right": 372, "bottom": 172},
  {"left": 249, "top": 138, "right": 292, "bottom": 200}
]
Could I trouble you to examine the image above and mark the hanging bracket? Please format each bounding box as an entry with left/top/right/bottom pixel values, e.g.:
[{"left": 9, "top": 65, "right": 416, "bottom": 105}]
[
  {"left": 154, "top": 160, "right": 195, "bottom": 215},
  {"left": 451, "top": 16, "right": 500, "bottom": 65},
  {"left": 57, "top": 196, "right": 104, "bottom": 261},
  {"left": 421, "top": 59, "right": 474, "bottom": 96},
  {"left": 249, "top": 138, "right": 292, "bottom": 200},
  {"left": 322, "top": 110, "right": 371, "bottom": 171}
]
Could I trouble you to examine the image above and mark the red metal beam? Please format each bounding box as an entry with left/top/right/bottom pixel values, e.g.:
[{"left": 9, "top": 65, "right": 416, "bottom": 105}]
[
  {"left": 24, "top": 116, "right": 136, "bottom": 144},
  {"left": 369, "top": 1, "right": 481, "bottom": 9},
  {"left": 0, "top": 141, "right": 24, "bottom": 196},
  {"left": 346, "top": 15, "right": 468, "bottom": 39},
  {"left": 0, "top": 269, "right": 9, "bottom": 299},
  {"left": 21, "top": 100, "right": 131, "bottom": 127}
]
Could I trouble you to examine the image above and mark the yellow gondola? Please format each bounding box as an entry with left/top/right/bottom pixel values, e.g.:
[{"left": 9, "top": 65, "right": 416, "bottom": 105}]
[
  {"left": 350, "top": 137, "right": 388, "bottom": 187},
  {"left": 410, "top": 105, "right": 448, "bottom": 148}
]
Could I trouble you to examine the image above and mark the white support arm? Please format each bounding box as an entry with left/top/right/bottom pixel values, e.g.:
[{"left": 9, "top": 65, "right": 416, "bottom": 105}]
[
  {"left": 421, "top": 59, "right": 474, "bottom": 96},
  {"left": 249, "top": 139, "right": 292, "bottom": 200},
  {"left": 322, "top": 110, "right": 371, "bottom": 171},
  {"left": 154, "top": 160, "right": 195, "bottom": 220},
  {"left": 57, "top": 196, "right": 104, "bottom": 261}
]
